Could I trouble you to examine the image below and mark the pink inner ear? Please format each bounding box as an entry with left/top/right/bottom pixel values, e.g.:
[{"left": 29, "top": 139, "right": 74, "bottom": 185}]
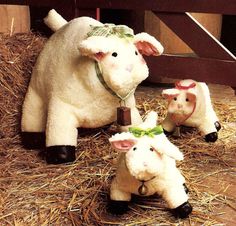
[
  {"left": 135, "top": 41, "right": 159, "bottom": 56},
  {"left": 94, "top": 52, "right": 106, "bottom": 61},
  {"left": 111, "top": 140, "right": 136, "bottom": 151},
  {"left": 187, "top": 92, "right": 196, "bottom": 102}
]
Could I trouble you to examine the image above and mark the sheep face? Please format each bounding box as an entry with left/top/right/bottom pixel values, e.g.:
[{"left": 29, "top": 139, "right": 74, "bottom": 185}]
[{"left": 125, "top": 137, "right": 164, "bottom": 181}]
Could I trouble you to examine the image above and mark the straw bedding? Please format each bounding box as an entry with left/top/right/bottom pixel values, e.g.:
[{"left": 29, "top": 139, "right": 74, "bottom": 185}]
[{"left": 0, "top": 33, "right": 235, "bottom": 225}]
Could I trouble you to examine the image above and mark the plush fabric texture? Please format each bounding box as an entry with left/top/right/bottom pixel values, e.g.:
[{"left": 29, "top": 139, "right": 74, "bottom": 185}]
[
  {"left": 44, "top": 9, "right": 67, "bottom": 32},
  {"left": 21, "top": 10, "right": 164, "bottom": 147},
  {"left": 109, "top": 111, "right": 188, "bottom": 209},
  {"left": 162, "top": 79, "right": 219, "bottom": 136}
]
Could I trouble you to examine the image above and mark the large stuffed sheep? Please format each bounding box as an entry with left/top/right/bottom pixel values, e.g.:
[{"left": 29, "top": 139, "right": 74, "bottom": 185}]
[
  {"left": 162, "top": 79, "right": 221, "bottom": 142},
  {"left": 21, "top": 10, "right": 164, "bottom": 164},
  {"left": 109, "top": 111, "right": 192, "bottom": 218}
]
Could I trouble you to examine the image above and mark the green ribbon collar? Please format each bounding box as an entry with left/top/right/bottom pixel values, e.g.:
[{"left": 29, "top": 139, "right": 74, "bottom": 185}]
[
  {"left": 87, "top": 23, "right": 134, "bottom": 39},
  {"left": 129, "top": 125, "right": 163, "bottom": 138}
]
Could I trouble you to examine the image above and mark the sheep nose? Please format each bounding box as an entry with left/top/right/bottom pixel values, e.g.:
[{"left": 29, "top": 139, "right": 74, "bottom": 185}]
[
  {"left": 143, "top": 162, "right": 148, "bottom": 167},
  {"left": 177, "top": 104, "right": 183, "bottom": 109},
  {"left": 126, "top": 64, "right": 133, "bottom": 72}
]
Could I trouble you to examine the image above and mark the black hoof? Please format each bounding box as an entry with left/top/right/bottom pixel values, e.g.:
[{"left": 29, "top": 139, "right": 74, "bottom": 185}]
[
  {"left": 205, "top": 132, "right": 218, "bottom": 142},
  {"left": 173, "top": 201, "right": 192, "bottom": 219},
  {"left": 21, "top": 132, "right": 45, "bottom": 149},
  {"left": 183, "top": 183, "right": 189, "bottom": 194},
  {"left": 46, "top": 145, "right": 76, "bottom": 164},
  {"left": 163, "top": 129, "right": 174, "bottom": 136},
  {"left": 214, "top": 121, "right": 221, "bottom": 131},
  {"left": 108, "top": 200, "right": 129, "bottom": 215}
]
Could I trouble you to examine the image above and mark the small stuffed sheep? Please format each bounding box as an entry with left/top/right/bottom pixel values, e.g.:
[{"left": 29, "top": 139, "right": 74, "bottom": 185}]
[
  {"left": 162, "top": 79, "right": 221, "bottom": 142},
  {"left": 109, "top": 111, "right": 192, "bottom": 218},
  {"left": 21, "top": 10, "right": 164, "bottom": 164}
]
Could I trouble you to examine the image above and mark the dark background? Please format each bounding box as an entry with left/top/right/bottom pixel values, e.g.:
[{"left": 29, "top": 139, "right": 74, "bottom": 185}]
[{"left": 30, "top": 7, "right": 236, "bottom": 55}]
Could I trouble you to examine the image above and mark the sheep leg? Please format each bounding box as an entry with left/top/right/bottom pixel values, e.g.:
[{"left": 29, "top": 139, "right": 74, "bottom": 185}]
[
  {"left": 162, "top": 113, "right": 176, "bottom": 135},
  {"left": 198, "top": 117, "right": 218, "bottom": 142},
  {"left": 108, "top": 199, "right": 130, "bottom": 215},
  {"left": 21, "top": 86, "right": 46, "bottom": 133},
  {"left": 109, "top": 179, "right": 132, "bottom": 214},
  {"left": 45, "top": 97, "right": 78, "bottom": 164},
  {"left": 21, "top": 87, "right": 47, "bottom": 149},
  {"left": 162, "top": 185, "right": 192, "bottom": 218},
  {"left": 110, "top": 180, "right": 132, "bottom": 201}
]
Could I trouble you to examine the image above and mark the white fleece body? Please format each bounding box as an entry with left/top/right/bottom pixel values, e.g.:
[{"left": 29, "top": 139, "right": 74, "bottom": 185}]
[
  {"left": 21, "top": 12, "right": 164, "bottom": 147},
  {"left": 109, "top": 111, "right": 188, "bottom": 209},
  {"left": 162, "top": 80, "right": 219, "bottom": 135},
  {"left": 111, "top": 154, "right": 187, "bottom": 209}
]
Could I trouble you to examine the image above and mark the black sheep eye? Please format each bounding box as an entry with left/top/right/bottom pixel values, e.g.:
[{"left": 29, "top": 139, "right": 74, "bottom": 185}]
[
  {"left": 174, "top": 97, "right": 177, "bottom": 101},
  {"left": 150, "top": 147, "right": 154, "bottom": 152},
  {"left": 133, "top": 147, "right": 137, "bottom": 151},
  {"left": 186, "top": 98, "right": 189, "bottom": 102},
  {"left": 112, "top": 52, "right": 118, "bottom": 57},
  {"left": 135, "top": 50, "right": 138, "bottom": 55}
]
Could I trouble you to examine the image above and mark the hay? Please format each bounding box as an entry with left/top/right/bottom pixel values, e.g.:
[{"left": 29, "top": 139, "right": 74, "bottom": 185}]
[
  {"left": 0, "top": 33, "right": 46, "bottom": 148},
  {"left": 0, "top": 33, "right": 235, "bottom": 225}
]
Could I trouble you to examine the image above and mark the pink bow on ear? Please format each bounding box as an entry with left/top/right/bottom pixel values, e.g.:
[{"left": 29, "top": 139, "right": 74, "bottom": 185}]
[{"left": 175, "top": 81, "right": 196, "bottom": 90}]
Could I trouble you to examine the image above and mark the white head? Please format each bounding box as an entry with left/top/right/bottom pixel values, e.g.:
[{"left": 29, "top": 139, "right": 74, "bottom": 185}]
[
  {"left": 162, "top": 80, "right": 197, "bottom": 116},
  {"left": 79, "top": 27, "right": 163, "bottom": 97},
  {"left": 109, "top": 112, "right": 183, "bottom": 181}
]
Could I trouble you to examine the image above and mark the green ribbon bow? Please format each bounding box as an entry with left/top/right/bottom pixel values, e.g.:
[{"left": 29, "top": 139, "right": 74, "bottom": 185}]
[
  {"left": 87, "top": 23, "right": 134, "bottom": 39},
  {"left": 129, "top": 125, "right": 163, "bottom": 138}
]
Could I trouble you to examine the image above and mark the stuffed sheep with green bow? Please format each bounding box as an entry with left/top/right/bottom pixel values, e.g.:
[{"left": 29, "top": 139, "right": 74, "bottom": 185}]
[
  {"left": 21, "top": 10, "right": 164, "bottom": 164},
  {"left": 109, "top": 111, "right": 192, "bottom": 218}
]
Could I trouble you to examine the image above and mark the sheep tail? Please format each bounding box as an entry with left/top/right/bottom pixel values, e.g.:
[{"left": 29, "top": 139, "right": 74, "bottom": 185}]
[{"left": 44, "top": 9, "right": 68, "bottom": 32}]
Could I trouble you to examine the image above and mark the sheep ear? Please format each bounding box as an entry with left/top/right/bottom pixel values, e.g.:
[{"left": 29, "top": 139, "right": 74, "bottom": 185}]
[
  {"left": 78, "top": 36, "right": 111, "bottom": 61},
  {"left": 109, "top": 132, "right": 137, "bottom": 152},
  {"left": 162, "top": 143, "right": 184, "bottom": 161},
  {"left": 152, "top": 136, "right": 184, "bottom": 160},
  {"left": 134, "top": 32, "right": 164, "bottom": 56},
  {"left": 110, "top": 139, "right": 136, "bottom": 151},
  {"left": 162, "top": 88, "right": 180, "bottom": 101}
]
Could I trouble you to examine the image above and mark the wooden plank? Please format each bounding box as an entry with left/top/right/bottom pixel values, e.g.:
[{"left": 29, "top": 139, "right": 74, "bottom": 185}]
[
  {"left": 0, "top": 0, "right": 76, "bottom": 8},
  {"left": 0, "top": 5, "right": 30, "bottom": 34},
  {"left": 146, "top": 12, "right": 223, "bottom": 55},
  {"left": 77, "top": 0, "right": 236, "bottom": 15},
  {"left": 154, "top": 12, "right": 235, "bottom": 60},
  {"left": 146, "top": 55, "right": 236, "bottom": 86},
  {"left": 1, "top": 0, "right": 236, "bottom": 15}
]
